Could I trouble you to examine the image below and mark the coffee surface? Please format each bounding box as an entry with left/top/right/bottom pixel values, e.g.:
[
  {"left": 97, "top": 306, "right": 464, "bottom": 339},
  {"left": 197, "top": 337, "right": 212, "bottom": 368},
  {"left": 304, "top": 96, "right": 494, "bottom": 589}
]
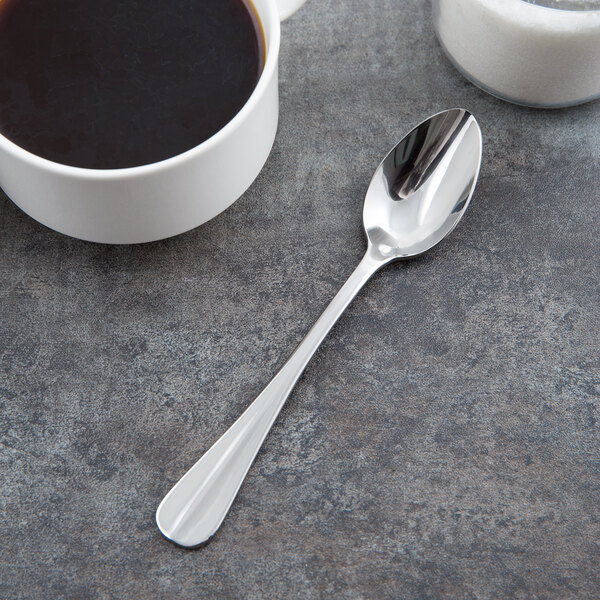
[{"left": 0, "top": 0, "right": 264, "bottom": 169}]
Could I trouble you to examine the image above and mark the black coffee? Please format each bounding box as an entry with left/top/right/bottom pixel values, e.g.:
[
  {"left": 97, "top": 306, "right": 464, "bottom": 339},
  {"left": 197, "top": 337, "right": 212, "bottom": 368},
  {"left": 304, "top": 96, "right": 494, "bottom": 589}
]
[{"left": 0, "top": 0, "right": 264, "bottom": 169}]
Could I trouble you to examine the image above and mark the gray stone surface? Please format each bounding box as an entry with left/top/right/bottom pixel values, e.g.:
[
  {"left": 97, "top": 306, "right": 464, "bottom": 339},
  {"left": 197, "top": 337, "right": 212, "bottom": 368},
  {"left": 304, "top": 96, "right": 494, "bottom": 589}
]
[{"left": 1, "top": 1, "right": 599, "bottom": 598}]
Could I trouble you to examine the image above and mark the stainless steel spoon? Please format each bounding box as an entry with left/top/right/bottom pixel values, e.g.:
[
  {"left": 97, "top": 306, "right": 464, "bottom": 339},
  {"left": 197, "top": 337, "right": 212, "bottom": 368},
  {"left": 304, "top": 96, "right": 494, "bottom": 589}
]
[{"left": 156, "top": 108, "right": 483, "bottom": 548}]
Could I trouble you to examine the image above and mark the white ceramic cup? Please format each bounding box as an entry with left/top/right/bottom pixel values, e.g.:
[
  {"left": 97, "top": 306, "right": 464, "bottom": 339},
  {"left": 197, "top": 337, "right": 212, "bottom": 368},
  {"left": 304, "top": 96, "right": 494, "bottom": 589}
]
[{"left": 0, "top": 0, "right": 308, "bottom": 244}]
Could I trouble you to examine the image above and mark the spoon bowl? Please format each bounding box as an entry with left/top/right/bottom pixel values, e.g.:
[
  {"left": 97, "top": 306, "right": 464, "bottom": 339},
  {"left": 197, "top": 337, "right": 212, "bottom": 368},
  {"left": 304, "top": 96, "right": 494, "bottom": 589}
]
[{"left": 364, "top": 108, "right": 482, "bottom": 260}]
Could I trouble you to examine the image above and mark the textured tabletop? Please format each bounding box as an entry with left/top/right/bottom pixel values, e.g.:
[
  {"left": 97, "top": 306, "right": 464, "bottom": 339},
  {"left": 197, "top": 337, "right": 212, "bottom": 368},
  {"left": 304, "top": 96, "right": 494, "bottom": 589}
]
[{"left": 1, "top": 1, "right": 599, "bottom": 598}]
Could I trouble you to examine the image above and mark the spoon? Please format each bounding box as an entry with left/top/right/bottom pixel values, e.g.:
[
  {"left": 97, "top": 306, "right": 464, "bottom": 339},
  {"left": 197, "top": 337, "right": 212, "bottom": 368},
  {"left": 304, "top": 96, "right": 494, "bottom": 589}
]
[{"left": 156, "top": 108, "right": 483, "bottom": 548}]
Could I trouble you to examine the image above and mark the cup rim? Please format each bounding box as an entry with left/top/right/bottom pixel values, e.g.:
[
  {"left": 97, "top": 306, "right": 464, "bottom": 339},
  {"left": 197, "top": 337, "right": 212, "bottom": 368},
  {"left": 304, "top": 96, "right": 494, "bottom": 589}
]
[{"left": 0, "top": 0, "right": 281, "bottom": 181}]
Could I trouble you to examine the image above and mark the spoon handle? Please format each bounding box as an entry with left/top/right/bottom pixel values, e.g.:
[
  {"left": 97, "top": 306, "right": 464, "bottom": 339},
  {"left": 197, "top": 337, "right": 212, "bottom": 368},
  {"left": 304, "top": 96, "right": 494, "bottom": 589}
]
[{"left": 156, "top": 248, "right": 385, "bottom": 548}]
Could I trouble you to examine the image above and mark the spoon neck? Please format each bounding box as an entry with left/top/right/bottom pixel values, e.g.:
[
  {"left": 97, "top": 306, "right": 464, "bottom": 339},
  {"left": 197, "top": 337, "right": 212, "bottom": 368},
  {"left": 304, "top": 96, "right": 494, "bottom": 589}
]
[
  {"left": 364, "top": 242, "right": 397, "bottom": 268},
  {"left": 271, "top": 248, "right": 384, "bottom": 388},
  {"left": 343, "top": 247, "right": 386, "bottom": 296}
]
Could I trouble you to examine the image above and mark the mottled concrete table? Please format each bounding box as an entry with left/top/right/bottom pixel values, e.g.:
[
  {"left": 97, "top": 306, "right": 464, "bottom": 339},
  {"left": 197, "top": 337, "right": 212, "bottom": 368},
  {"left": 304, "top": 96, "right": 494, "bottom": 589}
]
[{"left": 1, "top": 1, "right": 599, "bottom": 598}]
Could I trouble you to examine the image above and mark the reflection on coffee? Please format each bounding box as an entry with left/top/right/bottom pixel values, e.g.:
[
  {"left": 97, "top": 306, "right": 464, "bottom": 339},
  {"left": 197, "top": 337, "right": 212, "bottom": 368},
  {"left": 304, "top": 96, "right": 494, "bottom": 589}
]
[{"left": 0, "top": 0, "right": 265, "bottom": 169}]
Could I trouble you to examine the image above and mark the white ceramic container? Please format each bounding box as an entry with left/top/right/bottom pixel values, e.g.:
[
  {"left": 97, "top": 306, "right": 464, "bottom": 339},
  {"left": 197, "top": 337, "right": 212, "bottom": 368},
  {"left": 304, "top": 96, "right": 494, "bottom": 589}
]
[
  {"left": 0, "top": 0, "right": 307, "bottom": 243},
  {"left": 433, "top": 0, "right": 600, "bottom": 108}
]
